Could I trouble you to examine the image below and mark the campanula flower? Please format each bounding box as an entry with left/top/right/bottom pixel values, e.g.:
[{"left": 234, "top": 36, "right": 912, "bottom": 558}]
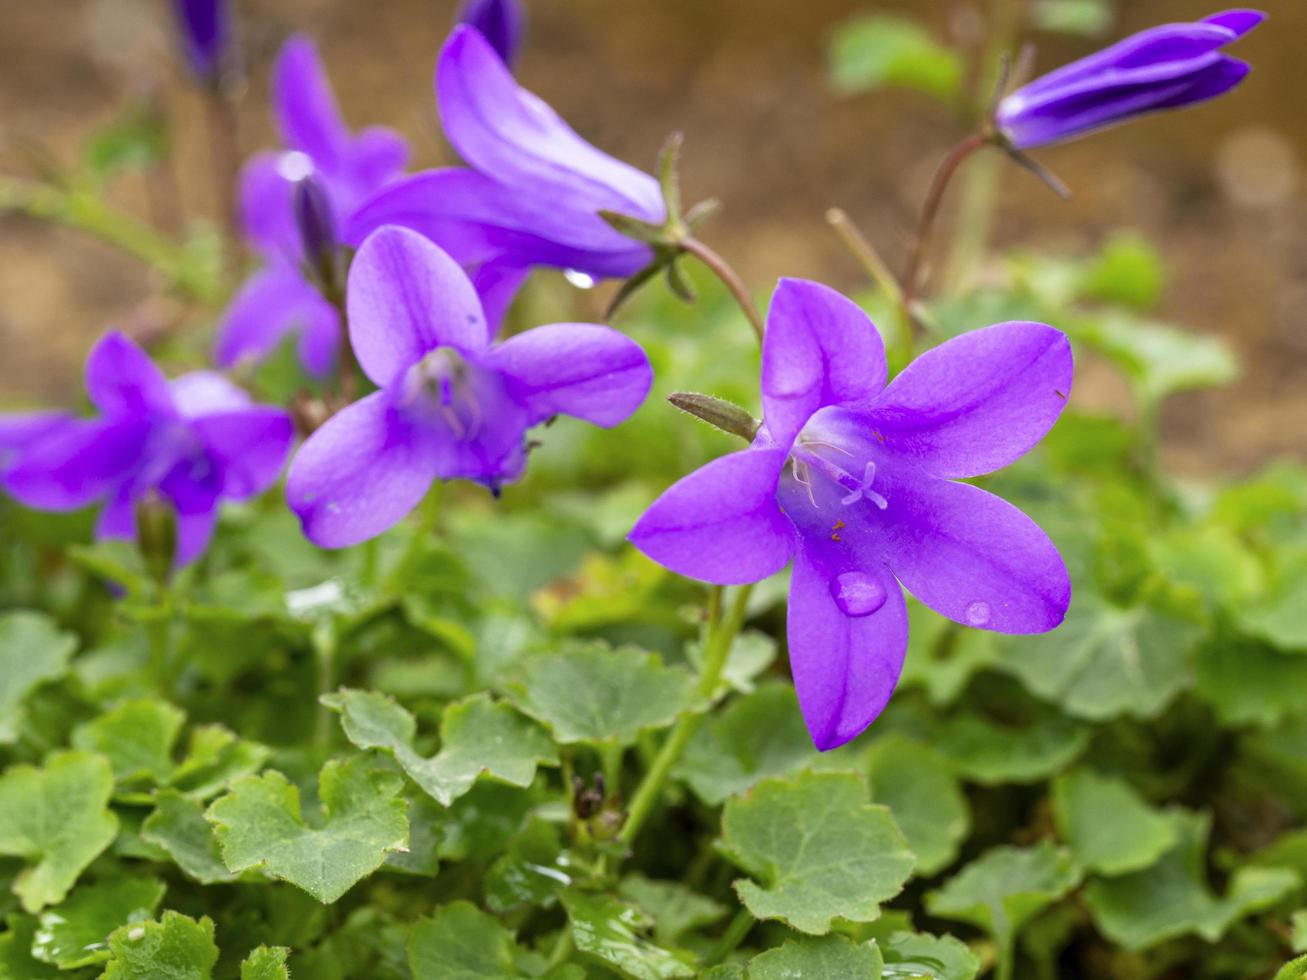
[
  {"left": 215, "top": 36, "right": 409, "bottom": 375},
  {"left": 348, "top": 26, "right": 664, "bottom": 300},
  {"left": 286, "top": 226, "right": 653, "bottom": 548},
  {"left": 996, "top": 9, "right": 1264, "bottom": 150},
  {"left": 630, "top": 279, "right": 1073, "bottom": 750},
  {"left": 3, "top": 333, "right": 293, "bottom": 565},
  {"left": 170, "top": 0, "right": 233, "bottom": 85},
  {"left": 456, "top": 0, "right": 526, "bottom": 68}
]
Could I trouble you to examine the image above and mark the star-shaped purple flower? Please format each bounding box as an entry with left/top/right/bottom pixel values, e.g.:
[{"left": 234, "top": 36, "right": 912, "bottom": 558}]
[
  {"left": 996, "top": 9, "right": 1264, "bottom": 150},
  {"left": 215, "top": 36, "right": 409, "bottom": 375},
  {"left": 630, "top": 279, "right": 1073, "bottom": 750},
  {"left": 3, "top": 333, "right": 293, "bottom": 565},
  {"left": 286, "top": 226, "right": 653, "bottom": 548},
  {"left": 348, "top": 26, "right": 664, "bottom": 300},
  {"left": 456, "top": 0, "right": 526, "bottom": 68}
]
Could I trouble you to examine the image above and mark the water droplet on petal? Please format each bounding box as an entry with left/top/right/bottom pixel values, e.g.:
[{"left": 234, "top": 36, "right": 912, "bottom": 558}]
[
  {"left": 830, "top": 571, "right": 887, "bottom": 617},
  {"left": 965, "top": 600, "right": 992, "bottom": 627},
  {"left": 276, "top": 150, "right": 315, "bottom": 182},
  {"left": 563, "top": 269, "right": 596, "bottom": 289}
]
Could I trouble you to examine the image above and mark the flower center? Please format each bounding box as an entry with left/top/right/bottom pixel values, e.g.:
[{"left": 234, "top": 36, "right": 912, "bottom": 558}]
[
  {"left": 788, "top": 441, "right": 888, "bottom": 513},
  {"left": 400, "top": 348, "right": 486, "bottom": 441}
]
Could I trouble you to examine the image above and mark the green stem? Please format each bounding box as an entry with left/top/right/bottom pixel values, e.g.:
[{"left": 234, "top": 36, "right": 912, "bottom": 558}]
[
  {"left": 146, "top": 607, "right": 173, "bottom": 695},
  {"left": 601, "top": 743, "right": 624, "bottom": 798},
  {"left": 0, "top": 176, "right": 214, "bottom": 300},
  {"left": 705, "top": 908, "right": 755, "bottom": 965},
  {"left": 680, "top": 237, "right": 766, "bottom": 344},
  {"left": 313, "top": 622, "right": 338, "bottom": 752},
  {"left": 618, "top": 583, "right": 753, "bottom": 847},
  {"left": 545, "top": 927, "right": 573, "bottom": 969}
]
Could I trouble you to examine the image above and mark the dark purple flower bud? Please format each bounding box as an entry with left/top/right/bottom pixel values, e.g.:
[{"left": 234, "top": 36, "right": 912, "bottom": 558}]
[
  {"left": 455, "top": 0, "right": 526, "bottom": 68},
  {"left": 996, "top": 8, "right": 1265, "bottom": 150},
  {"left": 293, "top": 175, "right": 340, "bottom": 288},
  {"left": 170, "top": 0, "right": 233, "bottom": 85}
]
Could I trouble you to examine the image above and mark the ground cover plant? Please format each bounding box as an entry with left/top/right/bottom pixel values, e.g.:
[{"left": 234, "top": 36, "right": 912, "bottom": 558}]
[{"left": 1, "top": 1, "right": 1305, "bottom": 977}]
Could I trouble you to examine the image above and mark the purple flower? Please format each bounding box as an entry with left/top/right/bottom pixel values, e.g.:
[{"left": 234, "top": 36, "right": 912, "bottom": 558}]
[
  {"left": 0, "top": 412, "right": 75, "bottom": 477},
  {"left": 996, "top": 9, "right": 1264, "bottom": 150},
  {"left": 286, "top": 226, "right": 653, "bottom": 548},
  {"left": 170, "top": 0, "right": 233, "bottom": 84},
  {"left": 348, "top": 26, "right": 664, "bottom": 297},
  {"left": 215, "top": 36, "right": 409, "bottom": 375},
  {"left": 3, "top": 333, "right": 293, "bottom": 565},
  {"left": 456, "top": 0, "right": 526, "bottom": 68},
  {"left": 629, "top": 280, "right": 1073, "bottom": 750}
]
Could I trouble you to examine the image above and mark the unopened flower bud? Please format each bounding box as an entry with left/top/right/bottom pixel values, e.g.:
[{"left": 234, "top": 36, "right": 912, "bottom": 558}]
[
  {"left": 293, "top": 175, "right": 340, "bottom": 293},
  {"left": 170, "top": 0, "right": 234, "bottom": 87},
  {"left": 135, "top": 493, "right": 178, "bottom": 587},
  {"left": 455, "top": 0, "right": 526, "bottom": 68}
]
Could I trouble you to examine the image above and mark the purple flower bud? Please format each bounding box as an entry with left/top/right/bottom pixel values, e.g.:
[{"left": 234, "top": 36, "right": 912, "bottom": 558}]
[
  {"left": 455, "top": 0, "right": 526, "bottom": 68},
  {"left": 995, "top": 9, "right": 1265, "bottom": 150},
  {"left": 170, "top": 0, "right": 233, "bottom": 85},
  {"left": 293, "top": 175, "right": 339, "bottom": 287}
]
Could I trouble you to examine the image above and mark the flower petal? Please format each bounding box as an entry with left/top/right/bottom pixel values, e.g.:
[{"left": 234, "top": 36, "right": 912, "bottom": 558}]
[
  {"left": 787, "top": 542, "right": 907, "bottom": 750},
  {"left": 190, "top": 407, "right": 294, "bottom": 499},
  {"left": 238, "top": 152, "right": 299, "bottom": 259},
  {"left": 471, "top": 257, "right": 530, "bottom": 331},
  {"left": 484, "top": 323, "right": 652, "bottom": 427},
  {"left": 347, "top": 227, "right": 490, "bottom": 387},
  {"left": 877, "top": 473, "right": 1070, "bottom": 635},
  {"left": 4, "top": 418, "right": 149, "bottom": 510},
  {"left": 274, "top": 36, "right": 351, "bottom": 171},
  {"left": 629, "top": 448, "right": 794, "bottom": 585},
  {"left": 437, "top": 26, "right": 663, "bottom": 222},
  {"left": 85, "top": 332, "right": 173, "bottom": 418},
  {"left": 1147, "top": 56, "right": 1251, "bottom": 112},
  {"left": 169, "top": 372, "right": 252, "bottom": 418},
  {"left": 214, "top": 265, "right": 341, "bottom": 377},
  {"left": 286, "top": 391, "right": 438, "bottom": 548},
  {"left": 1203, "top": 9, "right": 1266, "bottom": 37},
  {"left": 176, "top": 507, "right": 218, "bottom": 565},
  {"left": 869, "top": 321, "right": 1072, "bottom": 478},
  {"left": 0, "top": 412, "right": 75, "bottom": 469},
  {"left": 761, "top": 278, "right": 888, "bottom": 449}
]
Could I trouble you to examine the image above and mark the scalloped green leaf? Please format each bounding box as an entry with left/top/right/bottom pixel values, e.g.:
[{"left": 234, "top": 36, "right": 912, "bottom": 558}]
[
  {"left": 1076, "top": 313, "right": 1238, "bottom": 405},
  {"left": 0, "top": 915, "right": 59, "bottom": 979},
  {"left": 0, "top": 611, "right": 76, "bottom": 745},
  {"left": 72, "top": 698, "right": 185, "bottom": 790},
  {"left": 720, "top": 771, "right": 914, "bottom": 935},
  {"left": 508, "top": 645, "right": 695, "bottom": 746},
  {"left": 937, "top": 707, "right": 1090, "bottom": 785},
  {"left": 619, "top": 874, "right": 728, "bottom": 945},
  {"left": 206, "top": 755, "right": 408, "bottom": 903},
  {"left": 1277, "top": 953, "right": 1307, "bottom": 980},
  {"left": 881, "top": 931, "right": 980, "bottom": 980},
  {"left": 561, "top": 890, "right": 695, "bottom": 979},
  {"left": 407, "top": 900, "right": 521, "bottom": 979},
  {"left": 101, "top": 911, "right": 218, "bottom": 979},
  {"left": 240, "top": 945, "right": 290, "bottom": 980},
  {"left": 32, "top": 876, "right": 164, "bottom": 969},
  {"left": 323, "top": 689, "right": 557, "bottom": 806},
  {"left": 828, "top": 14, "right": 962, "bottom": 102},
  {"left": 750, "top": 934, "right": 884, "bottom": 978},
  {"left": 867, "top": 734, "right": 969, "bottom": 875},
  {"left": 1051, "top": 769, "right": 1176, "bottom": 875},
  {"left": 141, "top": 791, "right": 234, "bottom": 884},
  {"left": 1083, "top": 809, "right": 1299, "bottom": 951},
  {"left": 0, "top": 750, "right": 118, "bottom": 912}
]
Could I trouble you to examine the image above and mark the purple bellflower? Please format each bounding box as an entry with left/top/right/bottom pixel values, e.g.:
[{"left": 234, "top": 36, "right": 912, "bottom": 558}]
[
  {"left": 629, "top": 279, "right": 1074, "bottom": 750},
  {"left": 286, "top": 226, "right": 653, "bottom": 548},
  {"left": 170, "top": 0, "right": 233, "bottom": 85},
  {"left": 215, "top": 36, "right": 409, "bottom": 376},
  {"left": 347, "top": 26, "right": 665, "bottom": 311},
  {"left": 2, "top": 333, "right": 293, "bottom": 566},
  {"left": 0, "top": 413, "right": 74, "bottom": 478},
  {"left": 996, "top": 9, "right": 1264, "bottom": 150},
  {"left": 456, "top": 0, "right": 526, "bottom": 68}
]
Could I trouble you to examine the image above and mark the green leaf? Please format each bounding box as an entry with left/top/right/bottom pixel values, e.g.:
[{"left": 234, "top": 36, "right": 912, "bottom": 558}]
[
  {"left": 749, "top": 935, "right": 884, "bottom": 978},
  {"left": 72, "top": 698, "right": 185, "bottom": 790},
  {"left": 240, "top": 946, "right": 291, "bottom": 980},
  {"left": 899, "top": 607, "right": 1000, "bottom": 707},
  {"left": 0, "top": 750, "right": 118, "bottom": 912},
  {"left": 83, "top": 99, "right": 169, "bottom": 185},
  {"left": 206, "top": 754, "right": 409, "bottom": 903},
  {"left": 926, "top": 842, "right": 1081, "bottom": 962},
  {"left": 1238, "top": 553, "right": 1307, "bottom": 650},
  {"left": 675, "top": 683, "right": 817, "bottom": 806},
  {"left": 0, "top": 915, "right": 60, "bottom": 979},
  {"left": 485, "top": 818, "right": 572, "bottom": 913},
  {"left": 324, "top": 689, "right": 557, "bottom": 806},
  {"left": 829, "top": 14, "right": 962, "bottom": 102},
  {"left": 880, "top": 931, "right": 980, "bottom": 980},
  {"left": 867, "top": 734, "right": 969, "bottom": 875},
  {"left": 32, "top": 876, "right": 164, "bottom": 968},
  {"left": 720, "top": 771, "right": 915, "bottom": 935},
  {"left": 687, "top": 629, "right": 776, "bottom": 696},
  {"left": 1051, "top": 769, "right": 1177, "bottom": 875},
  {"left": 618, "top": 874, "right": 728, "bottom": 945},
  {"left": 1032, "top": 0, "right": 1114, "bottom": 36},
  {"left": 1083, "top": 809, "right": 1299, "bottom": 951},
  {"left": 560, "top": 890, "right": 695, "bottom": 979},
  {"left": 168, "top": 724, "right": 271, "bottom": 800},
  {"left": 0, "top": 611, "right": 76, "bottom": 744},
  {"left": 1075, "top": 313, "right": 1238, "bottom": 405},
  {"left": 508, "top": 644, "right": 695, "bottom": 746},
  {"left": 407, "top": 901, "right": 521, "bottom": 979},
  {"left": 1278, "top": 954, "right": 1307, "bottom": 980},
  {"left": 1195, "top": 634, "right": 1307, "bottom": 728},
  {"left": 141, "top": 791, "right": 235, "bottom": 884},
  {"left": 994, "top": 595, "right": 1199, "bottom": 720},
  {"left": 101, "top": 911, "right": 218, "bottom": 979},
  {"left": 937, "top": 707, "right": 1090, "bottom": 784}
]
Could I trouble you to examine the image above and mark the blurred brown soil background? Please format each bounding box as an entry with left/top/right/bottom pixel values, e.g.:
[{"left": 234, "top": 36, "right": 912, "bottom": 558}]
[{"left": 0, "top": 0, "right": 1303, "bottom": 476}]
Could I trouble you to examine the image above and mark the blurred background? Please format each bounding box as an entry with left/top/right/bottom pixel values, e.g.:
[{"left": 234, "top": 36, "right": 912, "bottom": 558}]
[{"left": 0, "top": 0, "right": 1302, "bottom": 474}]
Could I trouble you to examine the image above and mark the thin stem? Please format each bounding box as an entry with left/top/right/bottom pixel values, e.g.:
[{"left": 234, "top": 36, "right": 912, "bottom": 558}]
[
  {"left": 680, "top": 237, "right": 765, "bottom": 343},
  {"left": 826, "top": 208, "right": 904, "bottom": 308},
  {"left": 0, "top": 176, "right": 213, "bottom": 299},
  {"left": 705, "top": 908, "right": 755, "bottom": 966},
  {"left": 146, "top": 602, "right": 173, "bottom": 695},
  {"left": 618, "top": 583, "right": 753, "bottom": 847},
  {"left": 901, "top": 133, "right": 989, "bottom": 315},
  {"left": 601, "top": 743, "right": 623, "bottom": 799},
  {"left": 313, "top": 622, "right": 338, "bottom": 752},
  {"left": 545, "top": 928, "right": 573, "bottom": 969}
]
